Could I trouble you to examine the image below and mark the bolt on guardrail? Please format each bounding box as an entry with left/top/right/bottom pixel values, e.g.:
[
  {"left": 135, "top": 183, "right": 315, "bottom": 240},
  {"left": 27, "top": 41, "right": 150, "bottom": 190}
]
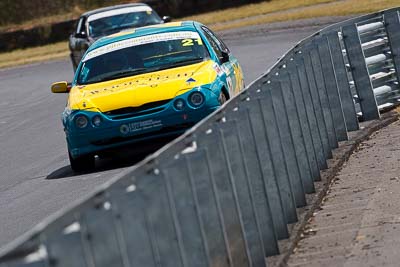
[{"left": 1, "top": 7, "right": 400, "bottom": 267}]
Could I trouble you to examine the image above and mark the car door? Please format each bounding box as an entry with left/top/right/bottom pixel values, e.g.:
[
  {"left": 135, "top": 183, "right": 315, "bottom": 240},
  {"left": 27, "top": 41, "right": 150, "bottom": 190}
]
[
  {"left": 201, "top": 26, "right": 244, "bottom": 96},
  {"left": 69, "top": 16, "right": 89, "bottom": 71}
]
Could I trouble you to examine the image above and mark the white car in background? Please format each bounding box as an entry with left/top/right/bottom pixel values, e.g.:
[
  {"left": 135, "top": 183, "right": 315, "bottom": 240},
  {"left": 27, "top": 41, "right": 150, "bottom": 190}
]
[{"left": 68, "top": 3, "right": 171, "bottom": 71}]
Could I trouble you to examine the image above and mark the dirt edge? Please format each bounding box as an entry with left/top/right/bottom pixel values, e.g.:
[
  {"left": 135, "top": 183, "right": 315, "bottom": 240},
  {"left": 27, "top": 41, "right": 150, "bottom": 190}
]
[{"left": 267, "top": 111, "right": 400, "bottom": 267}]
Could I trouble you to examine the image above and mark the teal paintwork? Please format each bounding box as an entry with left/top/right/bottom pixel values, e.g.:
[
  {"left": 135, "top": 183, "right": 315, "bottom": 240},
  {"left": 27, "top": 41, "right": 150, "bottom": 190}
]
[{"left": 64, "top": 21, "right": 244, "bottom": 159}]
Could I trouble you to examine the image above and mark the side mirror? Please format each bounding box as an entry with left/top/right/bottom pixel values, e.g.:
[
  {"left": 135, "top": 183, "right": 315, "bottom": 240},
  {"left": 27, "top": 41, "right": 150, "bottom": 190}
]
[
  {"left": 220, "top": 50, "right": 230, "bottom": 64},
  {"left": 51, "top": 81, "right": 71, "bottom": 93},
  {"left": 75, "top": 31, "right": 87, "bottom": 38},
  {"left": 162, "top": 16, "right": 172, "bottom": 23}
]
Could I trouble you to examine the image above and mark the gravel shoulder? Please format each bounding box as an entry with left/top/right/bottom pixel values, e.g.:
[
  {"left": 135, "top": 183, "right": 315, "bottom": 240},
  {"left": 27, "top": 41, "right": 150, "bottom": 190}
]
[{"left": 272, "top": 111, "right": 400, "bottom": 267}]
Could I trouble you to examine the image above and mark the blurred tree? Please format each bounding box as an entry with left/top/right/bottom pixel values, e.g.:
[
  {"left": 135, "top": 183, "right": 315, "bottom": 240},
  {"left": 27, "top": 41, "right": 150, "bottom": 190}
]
[{"left": 0, "top": 0, "right": 267, "bottom": 28}]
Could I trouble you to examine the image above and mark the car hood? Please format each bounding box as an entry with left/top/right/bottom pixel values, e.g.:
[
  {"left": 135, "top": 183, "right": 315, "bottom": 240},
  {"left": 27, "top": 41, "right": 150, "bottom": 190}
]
[{"left": 68, "top": 60, "right": 218, "bottom": 112}]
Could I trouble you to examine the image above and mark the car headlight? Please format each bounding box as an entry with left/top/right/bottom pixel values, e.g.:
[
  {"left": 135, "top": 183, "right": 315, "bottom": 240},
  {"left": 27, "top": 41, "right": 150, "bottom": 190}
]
[
  {"left": 173, "top": 99, "right": 185, "bottom": 111},
  {"left": 189, "top": 92, "right": 204, "bottom": 107},
  {"left": 92, "top": 115, "right": 102, "bottom": 127},
  {"left": 75, "top": 115, "right": 88, "bottom": 128}
]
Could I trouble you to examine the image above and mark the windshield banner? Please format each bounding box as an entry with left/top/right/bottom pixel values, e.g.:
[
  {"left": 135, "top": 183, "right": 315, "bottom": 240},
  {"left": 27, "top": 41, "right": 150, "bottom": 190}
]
[
  {"left": 83, "top": 31, "right": 201, "bottom": 62},
  {"left": 87, "top": 6, "right": 153, "bottom": 22}
]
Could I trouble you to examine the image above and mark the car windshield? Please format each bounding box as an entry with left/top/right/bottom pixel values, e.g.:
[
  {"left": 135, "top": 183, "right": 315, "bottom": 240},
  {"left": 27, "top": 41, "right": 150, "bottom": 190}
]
[
  {"left": 88, "top": 7, "right": 163, "bottom": 38},
  {"left": 77, "top": 31, "right": 209, "bottom": 85}
]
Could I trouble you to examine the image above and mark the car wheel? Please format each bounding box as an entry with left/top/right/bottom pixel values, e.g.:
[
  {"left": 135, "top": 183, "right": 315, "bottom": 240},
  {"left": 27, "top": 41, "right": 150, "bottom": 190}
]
[
  {"left": 218, "top": 91, "right": 227, "bottom": 105},
  {"left": 68, "top": 151, "right": 95, "bottom": 172}
]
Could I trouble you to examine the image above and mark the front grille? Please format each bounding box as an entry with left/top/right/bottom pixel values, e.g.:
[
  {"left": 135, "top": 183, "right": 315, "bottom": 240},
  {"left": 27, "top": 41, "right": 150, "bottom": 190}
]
[
  {"left": 105, "top": 99, "right": 172, "bottom": 120},
  {"left": 91, "top": 123, "right": 195, "bottom": 146}
]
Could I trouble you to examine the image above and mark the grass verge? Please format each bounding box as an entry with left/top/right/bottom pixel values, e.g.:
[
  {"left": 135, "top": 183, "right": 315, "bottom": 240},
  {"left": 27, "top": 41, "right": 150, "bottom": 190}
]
[
  {"left": 0, "top": 42, "right": 69, "bottom": 69},
  {"left": 1, "top": 0, "right": 400, "bottom": 69},
  {"left": 211, "top": 0, "right": 400, "bottom": 31},
  {"left": 181, "top": 0, "right": 336, "bottom": 25}
]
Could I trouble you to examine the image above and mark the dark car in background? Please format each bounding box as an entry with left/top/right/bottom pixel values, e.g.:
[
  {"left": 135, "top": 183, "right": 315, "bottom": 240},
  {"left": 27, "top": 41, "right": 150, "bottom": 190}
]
[{"left": 69, "top": 3, "right": 170, "bottom": 71}]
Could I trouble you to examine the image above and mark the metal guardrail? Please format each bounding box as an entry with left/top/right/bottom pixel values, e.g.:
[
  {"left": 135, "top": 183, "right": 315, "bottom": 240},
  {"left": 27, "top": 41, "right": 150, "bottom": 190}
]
[{"left": 2, "top": 8, "right": 400, "bottom": 267}]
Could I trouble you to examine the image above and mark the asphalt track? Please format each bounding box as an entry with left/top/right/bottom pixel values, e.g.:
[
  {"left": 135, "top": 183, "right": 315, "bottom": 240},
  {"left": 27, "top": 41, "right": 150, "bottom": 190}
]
[{"left": 0, "top": 25, "right": 319, "bottom": 247}]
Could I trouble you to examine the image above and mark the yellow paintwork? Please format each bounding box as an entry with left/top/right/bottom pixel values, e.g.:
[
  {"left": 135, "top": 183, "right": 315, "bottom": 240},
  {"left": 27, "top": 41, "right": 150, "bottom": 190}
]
[
  {"left": 68, "top": 60, "right": 217, "bottom": 112},
  {"left": 51, "top": 81, "right": 69, "bottom": 93},
  {"left": 233, "top": 63, "right": 244, "bottom": 95},
  {"left": 108, "top": 29, "right": 136, "bottom": 38},
  {"left": 142, "top": 22, "right": 183, "bottom": 29}
]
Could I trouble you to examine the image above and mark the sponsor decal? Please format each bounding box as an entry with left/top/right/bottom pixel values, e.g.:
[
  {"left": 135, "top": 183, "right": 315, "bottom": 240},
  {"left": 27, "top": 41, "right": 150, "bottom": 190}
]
[
  {"left": 213, "top": 63, "right": 223, "bottom": 76},
  {"left": 120, "top": 119, "right": 162, "bottom": 134},
  {"left": 186, "top": 77, "right": 196, "bottom": 85},
  {"left": 221, "top": 65, "right": 231, "bottom": 76},
  {"left": 120, "top": 124, "right": 130, "bottom": 135}
]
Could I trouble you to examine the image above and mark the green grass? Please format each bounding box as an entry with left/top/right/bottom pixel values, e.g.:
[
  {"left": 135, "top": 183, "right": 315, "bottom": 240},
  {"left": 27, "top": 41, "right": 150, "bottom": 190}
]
[
  {"left": 211, "top": 0, "right": 400, "bottom": 31},
  {"left": 181, "top": 0, "right": 336, "bottom": 25},
  {"left": 0, "top": 41, "right": 69, "bottom": 69}
]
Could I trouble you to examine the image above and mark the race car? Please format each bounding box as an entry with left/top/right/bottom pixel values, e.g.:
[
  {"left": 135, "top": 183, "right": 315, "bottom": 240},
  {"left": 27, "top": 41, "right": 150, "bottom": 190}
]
[
  {"left": 52, "top": 21, "right": 244, "bottom": 171},
  {"left": 69, "top": 3, "right": 170, "bottom": 71}
]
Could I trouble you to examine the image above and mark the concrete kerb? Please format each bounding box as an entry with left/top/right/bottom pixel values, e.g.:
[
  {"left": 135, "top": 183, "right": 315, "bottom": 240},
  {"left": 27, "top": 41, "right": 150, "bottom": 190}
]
[{"left": 266, "top": 111, "right": 399, "bottom": 267}]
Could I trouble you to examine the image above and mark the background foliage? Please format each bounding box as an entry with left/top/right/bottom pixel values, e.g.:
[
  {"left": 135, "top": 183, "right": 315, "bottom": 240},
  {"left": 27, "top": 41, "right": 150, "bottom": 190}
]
[{"left": 0, "top": 0, "right": 267, "bottom": 27}]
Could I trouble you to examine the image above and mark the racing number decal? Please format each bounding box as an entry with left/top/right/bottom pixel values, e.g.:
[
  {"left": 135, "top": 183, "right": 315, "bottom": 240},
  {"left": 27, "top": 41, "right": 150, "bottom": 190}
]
[
  {"left": 182, "top": 39, "right": 193, "bottom": 46},
  {"left": 181, "top": 38, "right": 203, "bottom": 46}
]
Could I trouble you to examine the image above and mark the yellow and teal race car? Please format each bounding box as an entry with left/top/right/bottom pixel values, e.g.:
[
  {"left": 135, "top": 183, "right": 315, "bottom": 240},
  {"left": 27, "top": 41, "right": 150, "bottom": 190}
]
[{"left": 51, "top": 21, "right": 244, "bottom": 171}]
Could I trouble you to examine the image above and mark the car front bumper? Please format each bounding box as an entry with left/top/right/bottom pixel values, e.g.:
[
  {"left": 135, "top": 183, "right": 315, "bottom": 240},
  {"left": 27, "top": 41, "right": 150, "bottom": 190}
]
[{"left": 65, "top": 89, "right": 220, "bottom": 158}]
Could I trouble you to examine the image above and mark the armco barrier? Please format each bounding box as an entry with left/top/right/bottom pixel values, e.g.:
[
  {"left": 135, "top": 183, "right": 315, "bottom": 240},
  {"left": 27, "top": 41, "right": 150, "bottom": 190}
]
[{"left": 1, "top": 8, "right": 400, "bottom": 267}]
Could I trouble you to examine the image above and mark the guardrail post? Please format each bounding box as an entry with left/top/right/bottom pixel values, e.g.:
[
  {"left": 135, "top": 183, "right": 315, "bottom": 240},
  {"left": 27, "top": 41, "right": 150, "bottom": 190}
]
[
  {"left": 342, "top": 24, "right": 380, "bottom": 120},
  {"left": 278, "top": 73, "right": 316, "bottom": 193},
  {"left": 45, "top": 226, "right": 88, "bottom": 267},
  {"left": 129, "top": 171, "right": 185, "bottom": 267},
  {"left": 264, "top": 78, "right": 313, "bottom": 198},
  {"left": 269, "top": 80, "right": 307, "bottom": 206},
  {"left": 304, "top": 49, "right": 332, "bottom": 159},
  {"left": 224, "top": 108, "right": 280, "bottom": 256},
  {"left": 287, "top": 62, "right": 321, "bottom": 181},
  {"left": 295, "top": 57, "right": 328, "bottom": 171},
  {"left": 242, "top": 94, "right": 298, "bottom": 223},
  {"left": 384, "top": 11, "right": 400, "bottom": 86},
  {"left": 317, "top": 36, "right": 349, "bottom": 141},
  {"left": 326, "top": 31, "right": 360, "bottom": 131},
  {"left": 107, "top": 180, "right": 163, "bottom": 267},
  {"left": 184, "top": 150, "right": 231, "bottom": 267},
  {"left": 238, "top": 100, "right": 290, "bottom": 239},
  {"left": 257, "top": 92, "right": 300, "bottom": 217},
  {"left": 80, "top": 197, "right": 126, "bottom": 267},
  {"left": 310, "top": 45, "right": 338, "bottom": 150},
  {"left": 162, "top": 158, "right": 212, "bottom": 267},
  {"left": 218, "top": 121, "right": 266, "bottom": 267},
  {"left": 195, "top": 130, "right": 250, "bottom": 267}
]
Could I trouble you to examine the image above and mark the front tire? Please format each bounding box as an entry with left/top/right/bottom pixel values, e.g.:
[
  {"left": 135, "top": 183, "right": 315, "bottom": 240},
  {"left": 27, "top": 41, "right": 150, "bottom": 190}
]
[{"left": 69, "top": 151, "right": 95, "bottom": 172}]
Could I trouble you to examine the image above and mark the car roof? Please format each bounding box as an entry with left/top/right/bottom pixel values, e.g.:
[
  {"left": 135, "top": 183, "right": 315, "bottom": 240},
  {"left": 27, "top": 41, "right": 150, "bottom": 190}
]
[
  {"left": 87, "top": 21, "right": 201, "bottom": 52},
  {"left": 81, "top": 3, "right": 151, "bottom": 18}
]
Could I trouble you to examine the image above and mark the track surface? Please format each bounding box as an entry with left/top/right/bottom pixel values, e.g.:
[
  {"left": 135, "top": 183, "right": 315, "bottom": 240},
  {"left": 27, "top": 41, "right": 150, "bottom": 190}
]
[{"left": 0, "top": 26, "right": 318, "bottom": 246}]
